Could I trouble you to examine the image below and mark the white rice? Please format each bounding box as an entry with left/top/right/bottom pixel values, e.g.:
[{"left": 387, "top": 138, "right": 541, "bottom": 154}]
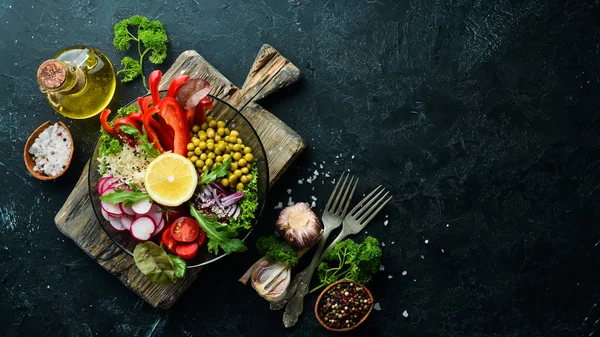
[{"left": 28, "top": 123, "right": 72, "bottom": 177}]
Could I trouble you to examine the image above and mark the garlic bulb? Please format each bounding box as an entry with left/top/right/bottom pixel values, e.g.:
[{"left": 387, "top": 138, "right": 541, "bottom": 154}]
[
  {"left": 275, "top": 203, "right": 322, "bottom": 248},
  {"left": 239, "top": 257, "right": 291, "bottom": 302}
]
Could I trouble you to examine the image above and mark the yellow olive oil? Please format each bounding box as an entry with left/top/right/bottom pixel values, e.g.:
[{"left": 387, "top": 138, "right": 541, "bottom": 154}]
[{"left": 37, "top": 46, "right": 116, "bottom": 119}]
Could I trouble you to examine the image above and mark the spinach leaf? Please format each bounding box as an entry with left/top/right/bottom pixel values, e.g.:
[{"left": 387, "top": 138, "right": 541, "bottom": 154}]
[
  {"left": 133, "top": 242, "right": 176, "bottom": 285},
  {"left": 168, "top": 254, "right": 187, "bottom": 278}
]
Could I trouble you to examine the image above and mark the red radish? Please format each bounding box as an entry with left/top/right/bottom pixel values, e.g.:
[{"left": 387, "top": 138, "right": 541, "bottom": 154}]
[
  {"left": 100, "top": 187, "right": 115, "bottom": 197},
  {"left": 154, "top": 218, "right": 165, "bottom": 235},
  {"left": 131, "top": 199, "right": 153, "bottom": 214},
  {"left": 130, "top": 216, "right": 156, "bottom": 241},
  {"left": 103, "top": 182, "right": 118, "bottom": 194},
  {"left": 101, "top": 208, "right": 110, "bottom": 221},
  {"left": 120, "top": 203, "right": 136, "bottom": 216},
  {"left": 101, "top": 200, "right": 122, "bottom": 216},
  {"left": 108, "top": 216, "right": 126, "bottom": 232},
  {"left": 97, "top": 177, "right": 112, "bottom": 194},
  {"left": 120, "top": 215, "right": 134, "bottom": 230}
]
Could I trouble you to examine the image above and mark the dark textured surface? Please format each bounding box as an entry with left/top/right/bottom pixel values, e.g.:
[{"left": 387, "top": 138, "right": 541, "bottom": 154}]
[{"left": 1, "top": 0, "right": 600, "bottom": 336}]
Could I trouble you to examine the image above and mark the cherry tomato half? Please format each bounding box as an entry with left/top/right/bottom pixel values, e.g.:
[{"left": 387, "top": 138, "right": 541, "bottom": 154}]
[
  {"left": 170, "top": 217, "right": 200, "bottom": 243},
  {"left": 176, "top": 242, "right": 198, "bottom": 260},
  {"left": 197, "top": 228, "right": 207, "bottom": 246},
  {"left": 161, "top": 226, "right": 178, "bottom": 254}
]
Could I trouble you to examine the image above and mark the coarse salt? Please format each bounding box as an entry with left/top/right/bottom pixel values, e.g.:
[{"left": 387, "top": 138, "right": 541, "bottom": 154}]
[
  {"left": 311, "top": 201, "right": 316, "bottom": 208},
  {"left": 287, "top": 189, "right": 292, "bottom": 194},
  {"left": 298, "top": 179, "right": 304, "bottom": 184},
  {"left": 402, "top": 310, "right": 409, "bottom": 318},
  {"left": 401, "top": 271, "right": 407, "bottom": 276},
  {"left": 311, "top": 196, "right": 317, "bottom": 201},
  {"left": 384, "top": 220, "right": 388, "bottom": 226},
  {"left": 374, "top": 302, "right": 381, "bottom": 311},
  {"left": 287, "top": 197, "right": 294, "bottom": 206},
  {"left": 28, "top": 123, "right": 72, "bottom": 177},
  {"left": 388, "top": 275, "right": 393, "bottom": 279},
  {"left": 379, "top": 265, "right": 385, "bottom": 271},
  {"left": 274, "top": 202, "right": 284, "bottom": 210}
]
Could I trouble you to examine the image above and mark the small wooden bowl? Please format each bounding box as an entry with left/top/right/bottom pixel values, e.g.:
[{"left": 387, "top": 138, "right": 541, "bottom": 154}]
[
  {"left": 24, "top": 121, "right": 74, "bottom": 181},
  {"left": 314, "top": 280, "right": 374, "bottom": 332}
]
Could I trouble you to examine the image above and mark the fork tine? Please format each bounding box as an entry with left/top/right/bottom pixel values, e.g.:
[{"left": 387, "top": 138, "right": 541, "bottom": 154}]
[
  {"left": 330, "top": 173, "right": 349, "bottom": 213},
  {"left": 357, "top": 194, "right": 392, "bottom": 224},
  {"left": 348, "top": 185, "right": 383, "bottom": 215},
  {"left": 325, "top": 172, "right": 346, "bottom": 212},
  {"left": 353, "top": 188, "right": 387, "bottom": 218},
  {"left": 339, "top": 177, "right": 359, "bottom": 217},
  {"left": 334, "top": 176, "right": 357, "bottom": 216}
]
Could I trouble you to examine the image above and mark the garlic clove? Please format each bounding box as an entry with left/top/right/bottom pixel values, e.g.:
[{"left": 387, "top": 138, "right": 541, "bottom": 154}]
[
  {"left": 275, "top": 203, "right": 322, "bottom": 249},
  {"left": 249, "top": 257, "right": 292, "bottom": 302}
]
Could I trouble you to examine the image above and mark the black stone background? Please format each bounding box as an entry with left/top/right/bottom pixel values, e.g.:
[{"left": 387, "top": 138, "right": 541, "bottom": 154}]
[{"left": 1, "top": 0, "right": 600, "bottom": 336}]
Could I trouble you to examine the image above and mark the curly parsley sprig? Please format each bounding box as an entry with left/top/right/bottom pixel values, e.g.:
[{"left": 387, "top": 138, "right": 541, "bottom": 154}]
[{"left": 113, "top": 15, "right": 168, "bottom": 90}]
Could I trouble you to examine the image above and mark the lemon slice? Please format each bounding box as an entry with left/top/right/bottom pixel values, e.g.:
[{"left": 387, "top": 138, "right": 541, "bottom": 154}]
[{"left": 144, "top": 153, "right": 198, "bottom": 207}]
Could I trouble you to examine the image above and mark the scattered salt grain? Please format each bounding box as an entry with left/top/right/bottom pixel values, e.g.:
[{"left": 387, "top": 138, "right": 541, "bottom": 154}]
[
  {"left": 379, "top": 265, "right": 385, "bottom": 271},
  {"left": 441, "top": 249, "right": 445, "bottom": 253},
  {"left": 47, "top": 285, "right": 50, "bottom": 289},
  {"left": 313, "top": 162, "right": 317, "bottom": 165},
  {"left": 420, "top": 255, "right": 425, "bottom": 259},
  {"left": 351, "top": 155, "right": 355, "bottom": 159},
  {"left": 388, "top": 275, "right": 393, "bottom": 279},
  {"left": 391, "top": 241, "right": 395, "bottom": 244},
  {"left": 287, "top": 189, "right": 292, "bottom": 194},
  {"left": 446, "top": 224, "right": 449, "bottom": 227},
  {"left": 274, "top": 202, "right": 283, "bottom": 210},
  {"left": 402, "top": 271, "right": 407, "bottom": 276},
  {"left": 287, "top": 197, "right": 294, "bottom": 206},
  {"left": 311, "top": 196, "right": 317, "bottom": 201},
  {"left": 374, "top": 303, "right": 381, "bottom": 311},
  {"left": 381, "top": 242, "right": 386, "bottom": 247},
  {"left": 383, "top": 220, "right": 388, "bottom": 226},
  {"left": 314, "top": 170, "right": 319, "bottom": 176},
  {"left": 311, "top": 201, "right": 316, "bottom": 208},
  {"left": 306, "top": 178, "right": 313, "bottom": 184},
  {"left": 385, "top": 214, "right": 388, "bottom": 218},
  {"left": 298, "top": 179, "right": 303, "bottom": 184},
  {"left": 424, "top": 239, "right": 429, "bottom": 244},
  {"left": 325, "top": 173, "right": 330, "bottom": 177},
  {"left": 402, "top": 310, "right": 409, "bottom": 318},
  {"left": 28, "top": 122, "right": 72, "bottom": 177},
  {"left": 319, "top": 164, "right": 323, "bottom": 169}
]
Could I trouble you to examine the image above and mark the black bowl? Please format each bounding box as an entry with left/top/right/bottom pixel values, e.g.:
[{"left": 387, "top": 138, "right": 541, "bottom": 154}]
[{"left": 88, "top": 93, "right": 268, "bottom": 268}]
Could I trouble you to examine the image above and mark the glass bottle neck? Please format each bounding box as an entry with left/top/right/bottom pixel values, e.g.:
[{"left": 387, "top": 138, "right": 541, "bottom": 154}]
[{"left": 37, "top": 60, "right": 86, "bottom": 95}]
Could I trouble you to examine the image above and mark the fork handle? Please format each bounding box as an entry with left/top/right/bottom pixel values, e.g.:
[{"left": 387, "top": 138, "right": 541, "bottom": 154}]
[
  {"left": 322, "top": 230, "right": 347, "bottom": 257},
  {"left": 281, "top": 232, "right": 329, "bottom": 327}
]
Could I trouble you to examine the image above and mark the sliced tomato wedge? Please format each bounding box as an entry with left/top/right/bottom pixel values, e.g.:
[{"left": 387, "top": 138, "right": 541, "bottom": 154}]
[
  {"left": 161, "top": 226, "right": 178, "bottom": 254},
  {"left": 197, "top": 228, "right": 207, "bottom": 246},
  {"left": 170, "top": 217, "right": 200, "bottom": 243},
  {"left": 176, "top": 242, "right": 198, "bottom": 260}
]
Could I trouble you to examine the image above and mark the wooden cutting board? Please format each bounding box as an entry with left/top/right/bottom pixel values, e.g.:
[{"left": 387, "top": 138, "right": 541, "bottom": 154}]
[{"left": 54, "top": 45, "right": 305, "bottom": 309}]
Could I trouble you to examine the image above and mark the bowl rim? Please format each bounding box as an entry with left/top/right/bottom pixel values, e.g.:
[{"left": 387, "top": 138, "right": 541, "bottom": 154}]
[
  {"left": 24, "top": 120, "right": 73, "bottom": 181},
  {"left": 88, "top": 93, "right": 269, "bottom": 268},
  {"left": 314, "top": 279, "right": 374, "bottom": 332}
]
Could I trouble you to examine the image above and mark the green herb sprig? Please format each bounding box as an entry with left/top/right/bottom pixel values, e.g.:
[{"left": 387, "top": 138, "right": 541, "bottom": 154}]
[{"left": 113, "top": 15, "right": 168, "bottom": 89}]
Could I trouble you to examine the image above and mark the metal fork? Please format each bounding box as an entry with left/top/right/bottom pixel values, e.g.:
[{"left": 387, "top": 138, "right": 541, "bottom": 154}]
[
  {"left": 322, "top": 185, "right": 392, "bottom": 255},
  {"left": 279, "top": 173, "right": 358, "bottom": 328}
]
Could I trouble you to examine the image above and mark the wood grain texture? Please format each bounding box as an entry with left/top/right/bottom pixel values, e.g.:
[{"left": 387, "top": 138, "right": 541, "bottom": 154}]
[{"left": 54, "top": 45, "right": 305, "bottom": 309}]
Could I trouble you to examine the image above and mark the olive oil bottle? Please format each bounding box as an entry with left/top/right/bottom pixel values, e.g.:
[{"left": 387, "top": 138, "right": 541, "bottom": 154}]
[{"left": 37, "top": 46, "right": 116, "bottom": 119}]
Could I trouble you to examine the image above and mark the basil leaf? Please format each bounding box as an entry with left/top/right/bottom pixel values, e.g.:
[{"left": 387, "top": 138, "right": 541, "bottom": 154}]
[
  {"left": 168, "top": 254, "right": 187, "bottom": 278},
  {"left": 133, "top": 242, "right": 176, "bottom": 285},
  {"left": 100, "top": 190, "right": 149, "bottom": 206},
  {"left": 199, "top": 157, "right": 232, "bottom": 185}
]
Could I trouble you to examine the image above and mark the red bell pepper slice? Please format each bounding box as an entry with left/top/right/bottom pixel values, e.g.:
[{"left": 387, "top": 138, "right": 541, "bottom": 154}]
[
  {"left": 195, "top": 97, "right": 213, "bottom": 126},
  {"left": 167, "top": 75, "right": 189, "bottom": 99},
  {"left": 138, "top": 96, "right": 153, "bottom": 114},
  {"left": 114, "top": 116, "right": 143, "bottom": 134},
  {"left": 142, "top": 106, "right": 165, "bottom": 153},
  {"left": 148, "top": 70, "right": 162, "bottom": 106},
  {"left": 100, "top": 109, "right": 118, "bottom": 136},
  {"left": 157, "top": 97, "right": 191, "bottom": 156}
]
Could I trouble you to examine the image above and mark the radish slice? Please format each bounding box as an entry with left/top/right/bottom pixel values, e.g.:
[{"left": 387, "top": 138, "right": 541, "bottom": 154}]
[
  {"left": 97, "top": 177, "right": 112, "bottom": 194},
  {"left": 101, "top": 208, "right": 110, "bottom": 221},
  {"left": 120, "top": 203, "right": 136, "bottom": 216},
  {"left": 154, "top": 218, "right": 165, "bottom": 235},
  {"left": 106, "top": 211, "right": 122, "bottom": 218},
  {"left": 131, "top": 199, "right": 153, "bottom": 214},
  {"left": 103, "top": 182, "right": 118, "bottom": 193},
  {"left": 120, "top": 215, "right": 134, "bottom": 230},
  {"left": 101, "top": 187, "right": 115, "bottom": 197},
  {"left": 101, "top": 200, "right": 122, "bottom": 216},
  {"left": 130, "top": 216, "right": 156, "bottom": 241},
  {"left": 108, "top": 216, "right": 126, "bottom": 232}
]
